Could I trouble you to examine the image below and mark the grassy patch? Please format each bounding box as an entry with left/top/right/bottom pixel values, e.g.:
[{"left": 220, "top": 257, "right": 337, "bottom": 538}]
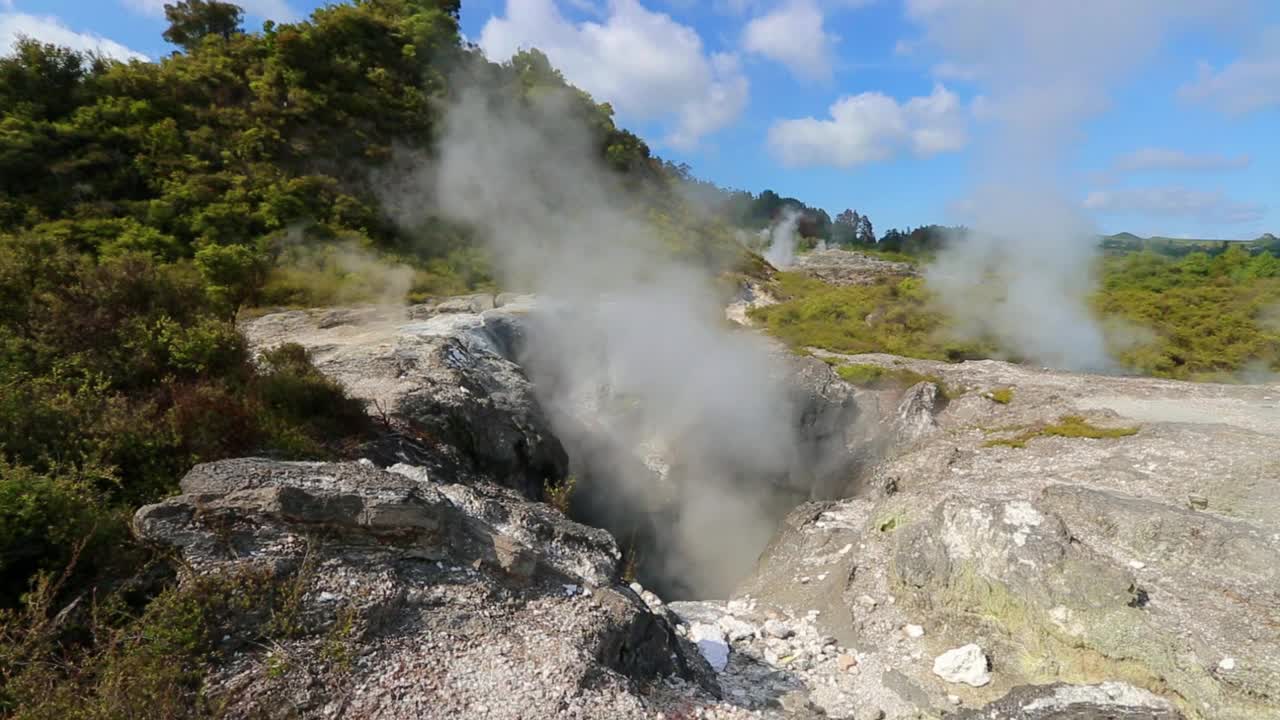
[
  {"left": 748, "top": 272, "right": 995, "bottom": 361},
  {"left": 984, "top": 415, "right": 1139, "bottom": 449},
  {"left": 752, "top": 249, "right": 1280, "bottom": 382},
  {"left": 988, "top": 387, "right": 1015, "bottom": 405},
  {"left": 836, "top": 363, "right": 961, "bottom": 398},
  {"left": 876, "top": 513, "right": 904, "bottom": 533}
]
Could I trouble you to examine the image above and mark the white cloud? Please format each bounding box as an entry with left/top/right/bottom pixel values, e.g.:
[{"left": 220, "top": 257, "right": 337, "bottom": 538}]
[
  {"left": 1, "top": 12, "right": 147, "bottom": 61},
  {"left": 719, "top": 0, "right": 874, "bottom": 14},
  {"left": 1083, "top": 187, "right": 1265, "bottom": 224},
  {"left": 479, "top": 0, "right": 748, "bottom": 149},
  {"left": 122, "top": 0, "right": 300, "bottom": 22},
  {"left": 767, "top": 83, "right": 966, "bottom": 167},
  {"left": 902, "top": 0, "right": 1254, "bottom": 133},
  {"left": 1112, "top": 147, "right": 1251, "bottom": 173},
  {"left": 1179, "top": 57, "right": 1280, "bottom": 115},
  {"left": 742, "top": 0, "right": 834, "bottom": 81}
]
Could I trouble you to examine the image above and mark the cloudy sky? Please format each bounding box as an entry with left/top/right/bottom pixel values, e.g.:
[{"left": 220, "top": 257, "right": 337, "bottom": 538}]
[{"left": 4, "top": 0, "right": 1278, "bottom": 238}]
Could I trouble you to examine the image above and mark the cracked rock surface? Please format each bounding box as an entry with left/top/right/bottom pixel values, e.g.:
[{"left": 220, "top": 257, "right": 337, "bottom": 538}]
[{"left": 141, "top": 298, "right": 1280, "bottom": 719}]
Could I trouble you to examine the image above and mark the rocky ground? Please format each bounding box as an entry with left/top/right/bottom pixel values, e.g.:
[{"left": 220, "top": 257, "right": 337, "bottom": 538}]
[
  {"left": 793, "top": 249, "right": 917, "bottom": 287},
  {"left": 132, "top": 276, "right": 1280, "bottom": 719},
  {"left": 687, "top": 350, "right": 1280, "bottom": 720}
]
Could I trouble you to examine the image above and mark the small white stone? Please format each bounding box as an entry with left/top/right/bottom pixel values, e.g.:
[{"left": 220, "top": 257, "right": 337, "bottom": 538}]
[
  {"left": 629, "top": 582, "right": 644, "bottom": 594},
  {"left": 1219, "top": 657, "right": 1237, "bottom": 671},
  {"left": 800, "top": 576, "right": 811, "bottom": 584},
  {"left": 838, "top": 543, "right": 853, "bottom": 555},
  {"left": 856, "top": 595, "right": 878, "bottom": 608},
  {"left": 1128, "top": 560, "right": 1146, "bottom": 570},
  {"left": 717, "top": 615, "right": 757, "bottom": 642},
  {"left": 563, "top": 584, "right": 579, "bottom": 596},
  {"left": 948, "top": 694, "right": 962, "bottom": 706},
  {"left": 904, "top": 624, "right": 925, "bottom": 639},
  {"left": 764, "top": 619, "right": 795, "bottom": 639},
  {"left": 817, "top": 572, "right": 829, "bottom": 581},
  {"left": 933, "top": 644, "right": 991, "bottom": 687}
]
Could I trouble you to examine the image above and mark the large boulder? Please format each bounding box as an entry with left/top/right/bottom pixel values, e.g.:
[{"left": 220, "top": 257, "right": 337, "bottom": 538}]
[
  {"left": 242, "top": 304, "right": 566, "bottom": 499},
  {"left": 133, "top": 458, "right": 703, "bottom": 719}
]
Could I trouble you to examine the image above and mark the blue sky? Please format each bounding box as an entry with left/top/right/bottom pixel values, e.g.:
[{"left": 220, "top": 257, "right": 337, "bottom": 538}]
[{"left": 4, "top": 0, "right": 1278, "bottom": 238}]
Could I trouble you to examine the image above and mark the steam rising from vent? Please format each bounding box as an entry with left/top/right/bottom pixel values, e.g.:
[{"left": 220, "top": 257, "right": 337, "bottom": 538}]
[
  {"left": 763, "top": 208, "right": 802, "bottom": 269},
  {"left": 925, "top": 188, "right": 1111, "bottom": 370},
  {"left": 427, "top": 88, "right": 815, "bottom": 598},
  {"left": 909, "top": 1, "right": 1253, "bottom": 371}
]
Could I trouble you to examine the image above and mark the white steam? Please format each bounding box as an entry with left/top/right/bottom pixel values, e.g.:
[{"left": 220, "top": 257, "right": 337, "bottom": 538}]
[
  {"left": 762, "top": 207, "right": 802, "bottom": 269},
  {"left": 428, "top": 88, "right": 811, "bottom": 597},
  {"left": 911, "top": 0, "right": 1255, "bottom": 370}
]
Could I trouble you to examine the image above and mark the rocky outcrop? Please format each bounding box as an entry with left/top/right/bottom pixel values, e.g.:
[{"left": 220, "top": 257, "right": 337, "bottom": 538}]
[
  {"left": 794, "top": 250, "right": 917, "bottom": 287},
  {"left": 721, "top": 352, "right": 1280, "bottom": 720},
  {"left": 222, "top": 297, "right": 1280, "bottom": 719},
  {"left": 242, "top": 303, "right": 566, "bottom": 499},
  {"left": 889, "top": 381, "right": 942, "bottom": 446},
  {"left": 133, "top": 458, "right": 702, "bottom": 719},
  {"left": 787, "top": 354, "right": 865, "bottom": 499}
]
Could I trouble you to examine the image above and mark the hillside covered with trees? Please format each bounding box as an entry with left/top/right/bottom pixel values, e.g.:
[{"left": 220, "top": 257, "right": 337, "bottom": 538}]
[{"left": 0, "top": 1, "right": 811, "bottom": 713}]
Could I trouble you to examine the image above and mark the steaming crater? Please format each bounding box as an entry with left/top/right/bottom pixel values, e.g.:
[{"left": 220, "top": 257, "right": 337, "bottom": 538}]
[{"left": 514, "top": 300, "right": 865, "bottom": 599}]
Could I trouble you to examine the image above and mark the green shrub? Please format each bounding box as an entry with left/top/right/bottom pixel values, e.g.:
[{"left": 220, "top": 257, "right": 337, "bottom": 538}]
[
  {"left": 0, "top": 462, "right": 128, "bottom": 608},
  {"left": 253, "top": 344, "right": 371, "bottom": 458},
  {"left": 543, "top": 474, "right": 577, "bottom": 514},
  {"left": 0, "top": 563, "right": 318, "bottom": 719}
]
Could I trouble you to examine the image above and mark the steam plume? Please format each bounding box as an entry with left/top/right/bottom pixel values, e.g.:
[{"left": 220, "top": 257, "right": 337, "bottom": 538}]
[
  {"left": 912, "top": 1, "right": 1256, "bottom": 370},
  {"left": 763, "top": 208, "right": 802, "bottom": 269},
  {"left": 427, "top": 87, "right": 810, "bottom": 597}
]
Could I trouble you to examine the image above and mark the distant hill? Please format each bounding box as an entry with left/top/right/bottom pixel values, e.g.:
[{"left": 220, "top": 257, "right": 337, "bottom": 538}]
[{"left": 1101, "top": 232, "right": 1278, "bottom": 257}]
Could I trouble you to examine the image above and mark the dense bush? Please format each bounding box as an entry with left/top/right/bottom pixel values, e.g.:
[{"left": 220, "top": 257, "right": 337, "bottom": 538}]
[
  {"left": 1095, "top": 248, "right": 1280, "bottom": 379},
  {"left": 749, "top": 272, "right": 995, "bottom": 361}
]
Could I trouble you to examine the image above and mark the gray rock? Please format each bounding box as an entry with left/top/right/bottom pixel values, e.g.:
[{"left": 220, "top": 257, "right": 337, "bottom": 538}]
[
  {"left": 891, "top": 381, "right": 942, "bottom": 445},
  {"left": 242, "top": 306, "right": 567, "bottom": 499},
  {"left": 788, "top": 355, "right": 863, "bottom": 500},
  {"left": 736, "top": 352, "right": 1280, "bottom": 719},
  {"left": 134, "top": 459, "right": 698, "bottom": 719},
  {"left": 951, "top": 682, "right": 1183, "bottom": 719},
  {"left": 794, "top": 249, "right": 918, "bottom": 287}
]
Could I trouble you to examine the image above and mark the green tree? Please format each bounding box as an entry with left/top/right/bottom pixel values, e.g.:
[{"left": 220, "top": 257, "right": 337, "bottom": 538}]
[{"left": 163, "top": 0, "right": 244, "bottom": 51}]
